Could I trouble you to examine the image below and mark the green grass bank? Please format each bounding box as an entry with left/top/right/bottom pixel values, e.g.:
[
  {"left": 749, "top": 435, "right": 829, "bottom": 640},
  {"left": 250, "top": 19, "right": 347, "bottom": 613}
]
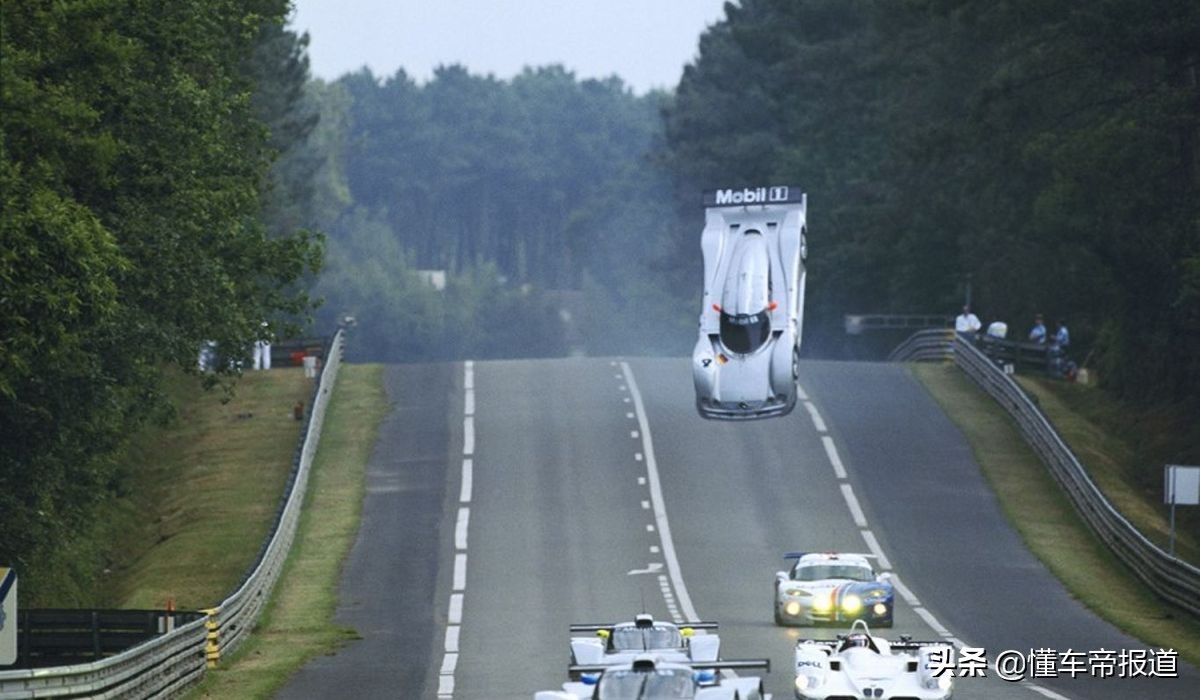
[{"left": 910, "top": 363, "right": 1200, "bottom": 668}]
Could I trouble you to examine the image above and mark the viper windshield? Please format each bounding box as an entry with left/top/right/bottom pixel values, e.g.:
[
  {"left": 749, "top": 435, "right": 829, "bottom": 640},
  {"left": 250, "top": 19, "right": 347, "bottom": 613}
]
[
  {"left": 719, "top": 310, "right": 770, "bottom": 354},
  {"left": 795, "top": 564, "right": 874, "bottom": 582}
]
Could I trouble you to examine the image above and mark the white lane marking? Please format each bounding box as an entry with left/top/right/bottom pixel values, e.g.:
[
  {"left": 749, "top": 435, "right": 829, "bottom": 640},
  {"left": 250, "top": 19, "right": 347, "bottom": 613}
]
[
  {"left": 860, "top": 529, "right": 892, "bottom": 570},
  {"left": 615, "top": 373, "right": 622, "bottom": 379},
  {"left": 627, "top": 563, "right": 664, "bottom": 575},
  {"left": 1026, "top": 683, "right": 1072, "bottom": 700},
  {"left": 637, "top": 476, "right": 646, "bottom": 485},
  {"left": 889, "top": 573, "right": 920, "bottom": 606},
  {"left": 455, "top": 507, "right": 470, "bottom": 550},
  {"left": 444, "top": 625, "right": 460, "bottom": 652},
  {"left": 635, "top": 452, "right": 643, "bottom": 462},
  {"left": 796, "top": 382, "right": 810, "bottom": 401},
  {"left": 626, "top": 412, "right": 635, "bottom": 419},
  {"left": 804, "top": 401, "right": 827, "bottom": 433},
  {"left": 821, "top": 436, "right": 847, "bottom": 479},
  {"left": 463, "top": 416, "right": 474, "bottom": 456},
  {"left": 448, "top": 593, "right": 464, "bottom": 624},
  {"left": 646, "top": 524, "right": 655, "bottom": 532},
  {"left": 622, "top": 362, "right": 701, "bottom": 622},
  {"left": 438, "top": 674, "right": 454, "bottom": 695},
  {"left": 623, "top": 396, "right": 631, "bottom": 403},
  {"left": 641, "top": 500, "right": 650, "bottom": 510},
  {"left": 464, "top": 360, "right": 474, "bottom": 389},
  {"left": 619, "top": 384, "right": 627, "bottom": 392},
  {"left": 460, "top": 459, "right": 473, "bottom": 503},
  {"left": 453, "top": 553, "right": 467, "bottom": 591},
  {"left": 839, "top": 484, "right": 867, "bottom": 527},
  {"left": 650, "top": 545, "right": 660, "bottom": 553},
  {"left": 912, "top": 606, "right": 950, "bottom": 637},
  {"left": 631, "top": 430, "right": 639, "bottom": 439},
  {"left": 464, "top": 389, "right": 475, "bottom": 416},
  {"left": 440, "top": 653, "right": 458, "bottom": 674}
]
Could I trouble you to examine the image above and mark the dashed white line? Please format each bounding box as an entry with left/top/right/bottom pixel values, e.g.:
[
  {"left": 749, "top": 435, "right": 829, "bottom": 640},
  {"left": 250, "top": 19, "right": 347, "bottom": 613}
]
[
  {"left": 804, "top": 401, "right": 827, "bottom": 433},
  {"left": 650, "top": 545, "right": 660, "bottom": 553},
  {"left": 453, "top": 553, "right": 467, "bottom": 591},
  {"left": 622, "top": 362, "right": 701, "bottom": 622},
  {"left": 821, "top": 436, "right": 847, "bottom": 479},
  {"left": 630, "top": 430, "right": 639, "bottom": 439},
  {"left": 635, "top": 452, "right": 643, "bottom": 462},
  {"left": 463, "top": 416, "right": 474, "bottom": 456},
  {"left": 448, "top": 593, "right": 464, "bottom": 624},
  {"left": 464, "top": 389, "right": 475, "bottom": 416},
  {"left": 796, "top": 382, "right": 810, "bottom": 401},
  {"left": 440, "top": 653, "right": 458, "bottom": 674},
  {"left": 641, "top": 500, "right": 650, "bottom": 510},
  {"left": 646, "top": 524, "right": 655, "bottom": 532},
  {"left": 912, "top": 606, "right": 950, "bottom": 636},
  {"left": 839, "top": 483, "right": 867, "bottom": 527},
  {"left": 626, "top": 412, "right": 635, "bottom": 419},
  {"left": 454, "top": 507, "right": 470, "bottom": 550},
  {"left": 437, "top": 674, "right": 454, "bottom": 695},
  {"left": 637, "top": 476, "right": 646, "bottom": 485},
  {"left": 859, "top": 529, "right": 892, "bottom": 570},
  {"left": 459, "top": 459, "right": 472, "bottom": 503},
  {"left": 463, "top": 360, "right": 474, "bottom": 389}
]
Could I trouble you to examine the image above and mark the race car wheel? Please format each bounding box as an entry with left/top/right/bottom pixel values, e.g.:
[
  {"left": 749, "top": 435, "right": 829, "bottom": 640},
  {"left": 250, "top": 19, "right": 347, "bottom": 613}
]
[{"left": 792, "top": 347, "right": 800, "bottom": 381}]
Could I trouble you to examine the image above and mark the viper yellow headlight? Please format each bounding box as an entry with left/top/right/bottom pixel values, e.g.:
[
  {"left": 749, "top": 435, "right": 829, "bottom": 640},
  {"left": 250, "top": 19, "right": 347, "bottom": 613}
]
[
  {"left": 785, "top": 601, "right": 802, "bottom": 616},
  {"left": 873, "top": 603, "right": 888, "bottom": 615},
  {"left": 812, "top": 594, "right": 833, "bottom": 612},
  {"left": 842, "top": 594, "right": 862, "bottom": 614}
]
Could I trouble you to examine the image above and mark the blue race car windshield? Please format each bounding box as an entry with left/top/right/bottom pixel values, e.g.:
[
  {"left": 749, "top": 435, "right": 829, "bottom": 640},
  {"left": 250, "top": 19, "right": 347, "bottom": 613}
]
[
  {"left": 720, "top": 310, "right": 771, "bottom": 354},
  {"left": 794, "top": 564, "right": 874, "bottom": 582},
  {"left": 599, "top": 669, "right": 695, "bottom": 699},
  {"left": 611, "top": 625, "right": 683, "bottom": 651}
]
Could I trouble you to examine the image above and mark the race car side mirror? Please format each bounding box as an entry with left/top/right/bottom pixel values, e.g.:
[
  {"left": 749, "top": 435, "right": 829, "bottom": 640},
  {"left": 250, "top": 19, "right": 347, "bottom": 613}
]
[
  {"left": 877, "top": 572, "right": 891, "bottom": 582},
  {"left": 776, "top": 571, "right": 788, "bottom": 580}
]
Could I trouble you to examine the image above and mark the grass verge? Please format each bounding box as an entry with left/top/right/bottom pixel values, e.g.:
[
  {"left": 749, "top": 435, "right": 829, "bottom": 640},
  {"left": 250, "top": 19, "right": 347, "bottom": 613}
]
[
  {"left": 99, "top": 368, "right": 316, "bottom": 609},
  {"left": 188, "top": 363, "right": 388, "bottom": 698},
  {"left": 910, "top": 363, "right": 1200, "bottom": 667},
  {"left": 1014, "top": 376, "right": 1199, "bottom": 565}
]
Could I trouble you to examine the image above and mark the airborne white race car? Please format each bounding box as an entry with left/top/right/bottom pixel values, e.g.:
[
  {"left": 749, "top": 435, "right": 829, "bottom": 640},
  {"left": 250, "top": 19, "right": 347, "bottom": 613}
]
[
  {"left": 536, "top": 654, "right": 772, "bottom": 700},
  {"left": 568, "top": 614, "right": 721, "bottom": 675},
  {"left": 792, "top": 621, "right": 954, "bottom": 700},
  {"left": 693, "top": 185, "right": 807, "bottom": 420}
]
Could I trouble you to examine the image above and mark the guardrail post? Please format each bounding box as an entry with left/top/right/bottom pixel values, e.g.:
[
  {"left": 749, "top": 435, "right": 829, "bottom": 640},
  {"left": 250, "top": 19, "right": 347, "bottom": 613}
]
[{"left": 203, "top": 607, "right": 220, "bottom": 667}]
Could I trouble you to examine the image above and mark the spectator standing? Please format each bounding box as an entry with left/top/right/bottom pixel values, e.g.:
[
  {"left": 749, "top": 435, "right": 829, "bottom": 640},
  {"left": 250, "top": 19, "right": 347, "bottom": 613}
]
[
  {"left": 955, "top": 305, "right": 982, "bottom": 334},
  {"left": 1053, "top": 320, "right": 1070, "bottom": 349},
  {"left": 1029, "top": 314, "right": 1047, "bottom": 343}
]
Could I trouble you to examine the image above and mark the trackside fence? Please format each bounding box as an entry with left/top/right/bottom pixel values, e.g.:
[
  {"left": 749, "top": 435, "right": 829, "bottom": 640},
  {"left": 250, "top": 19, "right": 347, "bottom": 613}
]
[
  {"left": 890, "top": 329, "right": 1200, "bottom": 618},
  {"left": 0, "top": 330, "right": 345, "bottom": 699}
]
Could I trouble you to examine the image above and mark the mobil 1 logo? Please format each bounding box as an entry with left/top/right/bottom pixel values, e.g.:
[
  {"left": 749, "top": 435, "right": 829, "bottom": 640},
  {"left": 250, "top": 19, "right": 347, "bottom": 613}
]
[{"left": 703, "top": 185, "right": 803, "bottom": 207}]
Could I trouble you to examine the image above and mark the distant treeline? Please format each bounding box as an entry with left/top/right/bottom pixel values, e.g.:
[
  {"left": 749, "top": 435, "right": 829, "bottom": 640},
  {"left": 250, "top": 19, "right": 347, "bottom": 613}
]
[
  {"left": 1, "top": 1, "right": 320, "bottom": 600},
  {"left": 303, "top": 66, "right": 691, "bottom": 361},
  {"left": 662, "top": 0, "right": 1199, "bottom": 405}
]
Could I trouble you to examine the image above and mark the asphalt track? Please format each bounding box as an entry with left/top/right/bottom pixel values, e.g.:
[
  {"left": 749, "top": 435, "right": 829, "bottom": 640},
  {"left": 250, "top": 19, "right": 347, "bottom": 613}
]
[{"left": 280, "top": 357, "right": 1199, "bottom": 700}]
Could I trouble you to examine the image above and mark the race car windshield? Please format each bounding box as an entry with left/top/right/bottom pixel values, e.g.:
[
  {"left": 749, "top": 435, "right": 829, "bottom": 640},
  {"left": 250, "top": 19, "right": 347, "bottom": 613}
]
[
  {"left": 795, "top": 564, "right": 874, "bottom": 582},
  {"left": 611, "top": 625, "right": 683, "bottom": 651},
  {"left": 599, "top": 669, "right": 695, "bottom": 699},
  {"left": 720, "top": 310, "right": 771, "bottom": 354}
]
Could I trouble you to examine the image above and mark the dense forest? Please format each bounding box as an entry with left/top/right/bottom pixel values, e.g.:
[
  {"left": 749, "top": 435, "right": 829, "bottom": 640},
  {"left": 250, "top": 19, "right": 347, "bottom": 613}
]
[
  {"left": 662, "top": 0, "right": 1200, "bottom": 405},
  {"left": 305, "top": 66, "right": 690, "bottom": 361},
  {"left": 1, "top": 1, "right": 321, "bottom": 597}
]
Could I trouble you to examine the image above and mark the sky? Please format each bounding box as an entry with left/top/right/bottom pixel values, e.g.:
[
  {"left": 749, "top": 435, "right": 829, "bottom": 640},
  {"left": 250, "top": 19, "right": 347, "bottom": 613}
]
[{"left": 289, "top": 1, "right": 730, "bottom": 93}]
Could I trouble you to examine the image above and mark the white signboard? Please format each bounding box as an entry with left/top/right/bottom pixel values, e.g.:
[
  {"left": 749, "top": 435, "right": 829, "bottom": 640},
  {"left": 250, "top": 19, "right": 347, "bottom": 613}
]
[
  {"left": 0, "top": 567, "right": 15, "bottom": 665},
  {"left": 1165, "top": 465, "right": 1200, "bottom": 505}
]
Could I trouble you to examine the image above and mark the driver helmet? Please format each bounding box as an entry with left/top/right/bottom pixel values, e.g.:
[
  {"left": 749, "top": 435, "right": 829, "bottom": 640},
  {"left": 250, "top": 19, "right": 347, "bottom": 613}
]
[{"left": 843, "top": 633, "right": 870, "bottom": 650}]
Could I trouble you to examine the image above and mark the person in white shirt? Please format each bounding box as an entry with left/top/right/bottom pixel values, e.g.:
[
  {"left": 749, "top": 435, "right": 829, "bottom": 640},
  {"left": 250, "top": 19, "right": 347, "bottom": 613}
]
[{"left": 955, "top": 305, "right": 982, "bottom": 334}]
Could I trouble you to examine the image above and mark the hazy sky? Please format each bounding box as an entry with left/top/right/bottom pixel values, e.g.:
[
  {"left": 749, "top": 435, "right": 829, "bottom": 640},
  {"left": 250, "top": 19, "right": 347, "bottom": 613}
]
[{"left": 290, "top": 1, "right": 730, "bottom": 93}]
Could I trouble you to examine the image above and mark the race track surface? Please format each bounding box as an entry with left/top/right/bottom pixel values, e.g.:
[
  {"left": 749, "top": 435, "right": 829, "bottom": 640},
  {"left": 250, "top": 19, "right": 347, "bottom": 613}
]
[{"left": 279, "top": 358, "right": 1198, "bottom": 700}]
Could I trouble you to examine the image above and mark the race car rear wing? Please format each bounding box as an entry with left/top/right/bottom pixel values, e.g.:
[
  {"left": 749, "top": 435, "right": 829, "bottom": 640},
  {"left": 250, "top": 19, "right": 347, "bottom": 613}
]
[
  {"left": 797, "top": 637, "right": 947, "bottom": 650},
  {"left": 784, "top": 552, "right": 877, "bottom": 560},
  {"left": 569, "top": 658, "right": 771, "bottom": 675},
  {"left": 569, "top": 621, "right": 719, "bottom": 632}
]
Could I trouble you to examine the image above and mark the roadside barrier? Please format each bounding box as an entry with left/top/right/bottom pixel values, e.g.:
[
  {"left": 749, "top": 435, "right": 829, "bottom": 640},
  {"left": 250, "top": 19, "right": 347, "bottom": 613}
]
[
  {"left": 0, "top": 330, "right": 345, "bottom": 698},
  {"left": 891, "top": 329, "right": 1200, "bottom": 618}
]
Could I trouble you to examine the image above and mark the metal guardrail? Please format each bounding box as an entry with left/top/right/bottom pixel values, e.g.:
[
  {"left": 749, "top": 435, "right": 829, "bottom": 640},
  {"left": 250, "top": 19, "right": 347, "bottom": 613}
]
[
  {"left": 892, "top": 329, "right": 1200, "bottom": 618},
  {"left": 0, "top": 330, "right": 345, "bottom": 698}
]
